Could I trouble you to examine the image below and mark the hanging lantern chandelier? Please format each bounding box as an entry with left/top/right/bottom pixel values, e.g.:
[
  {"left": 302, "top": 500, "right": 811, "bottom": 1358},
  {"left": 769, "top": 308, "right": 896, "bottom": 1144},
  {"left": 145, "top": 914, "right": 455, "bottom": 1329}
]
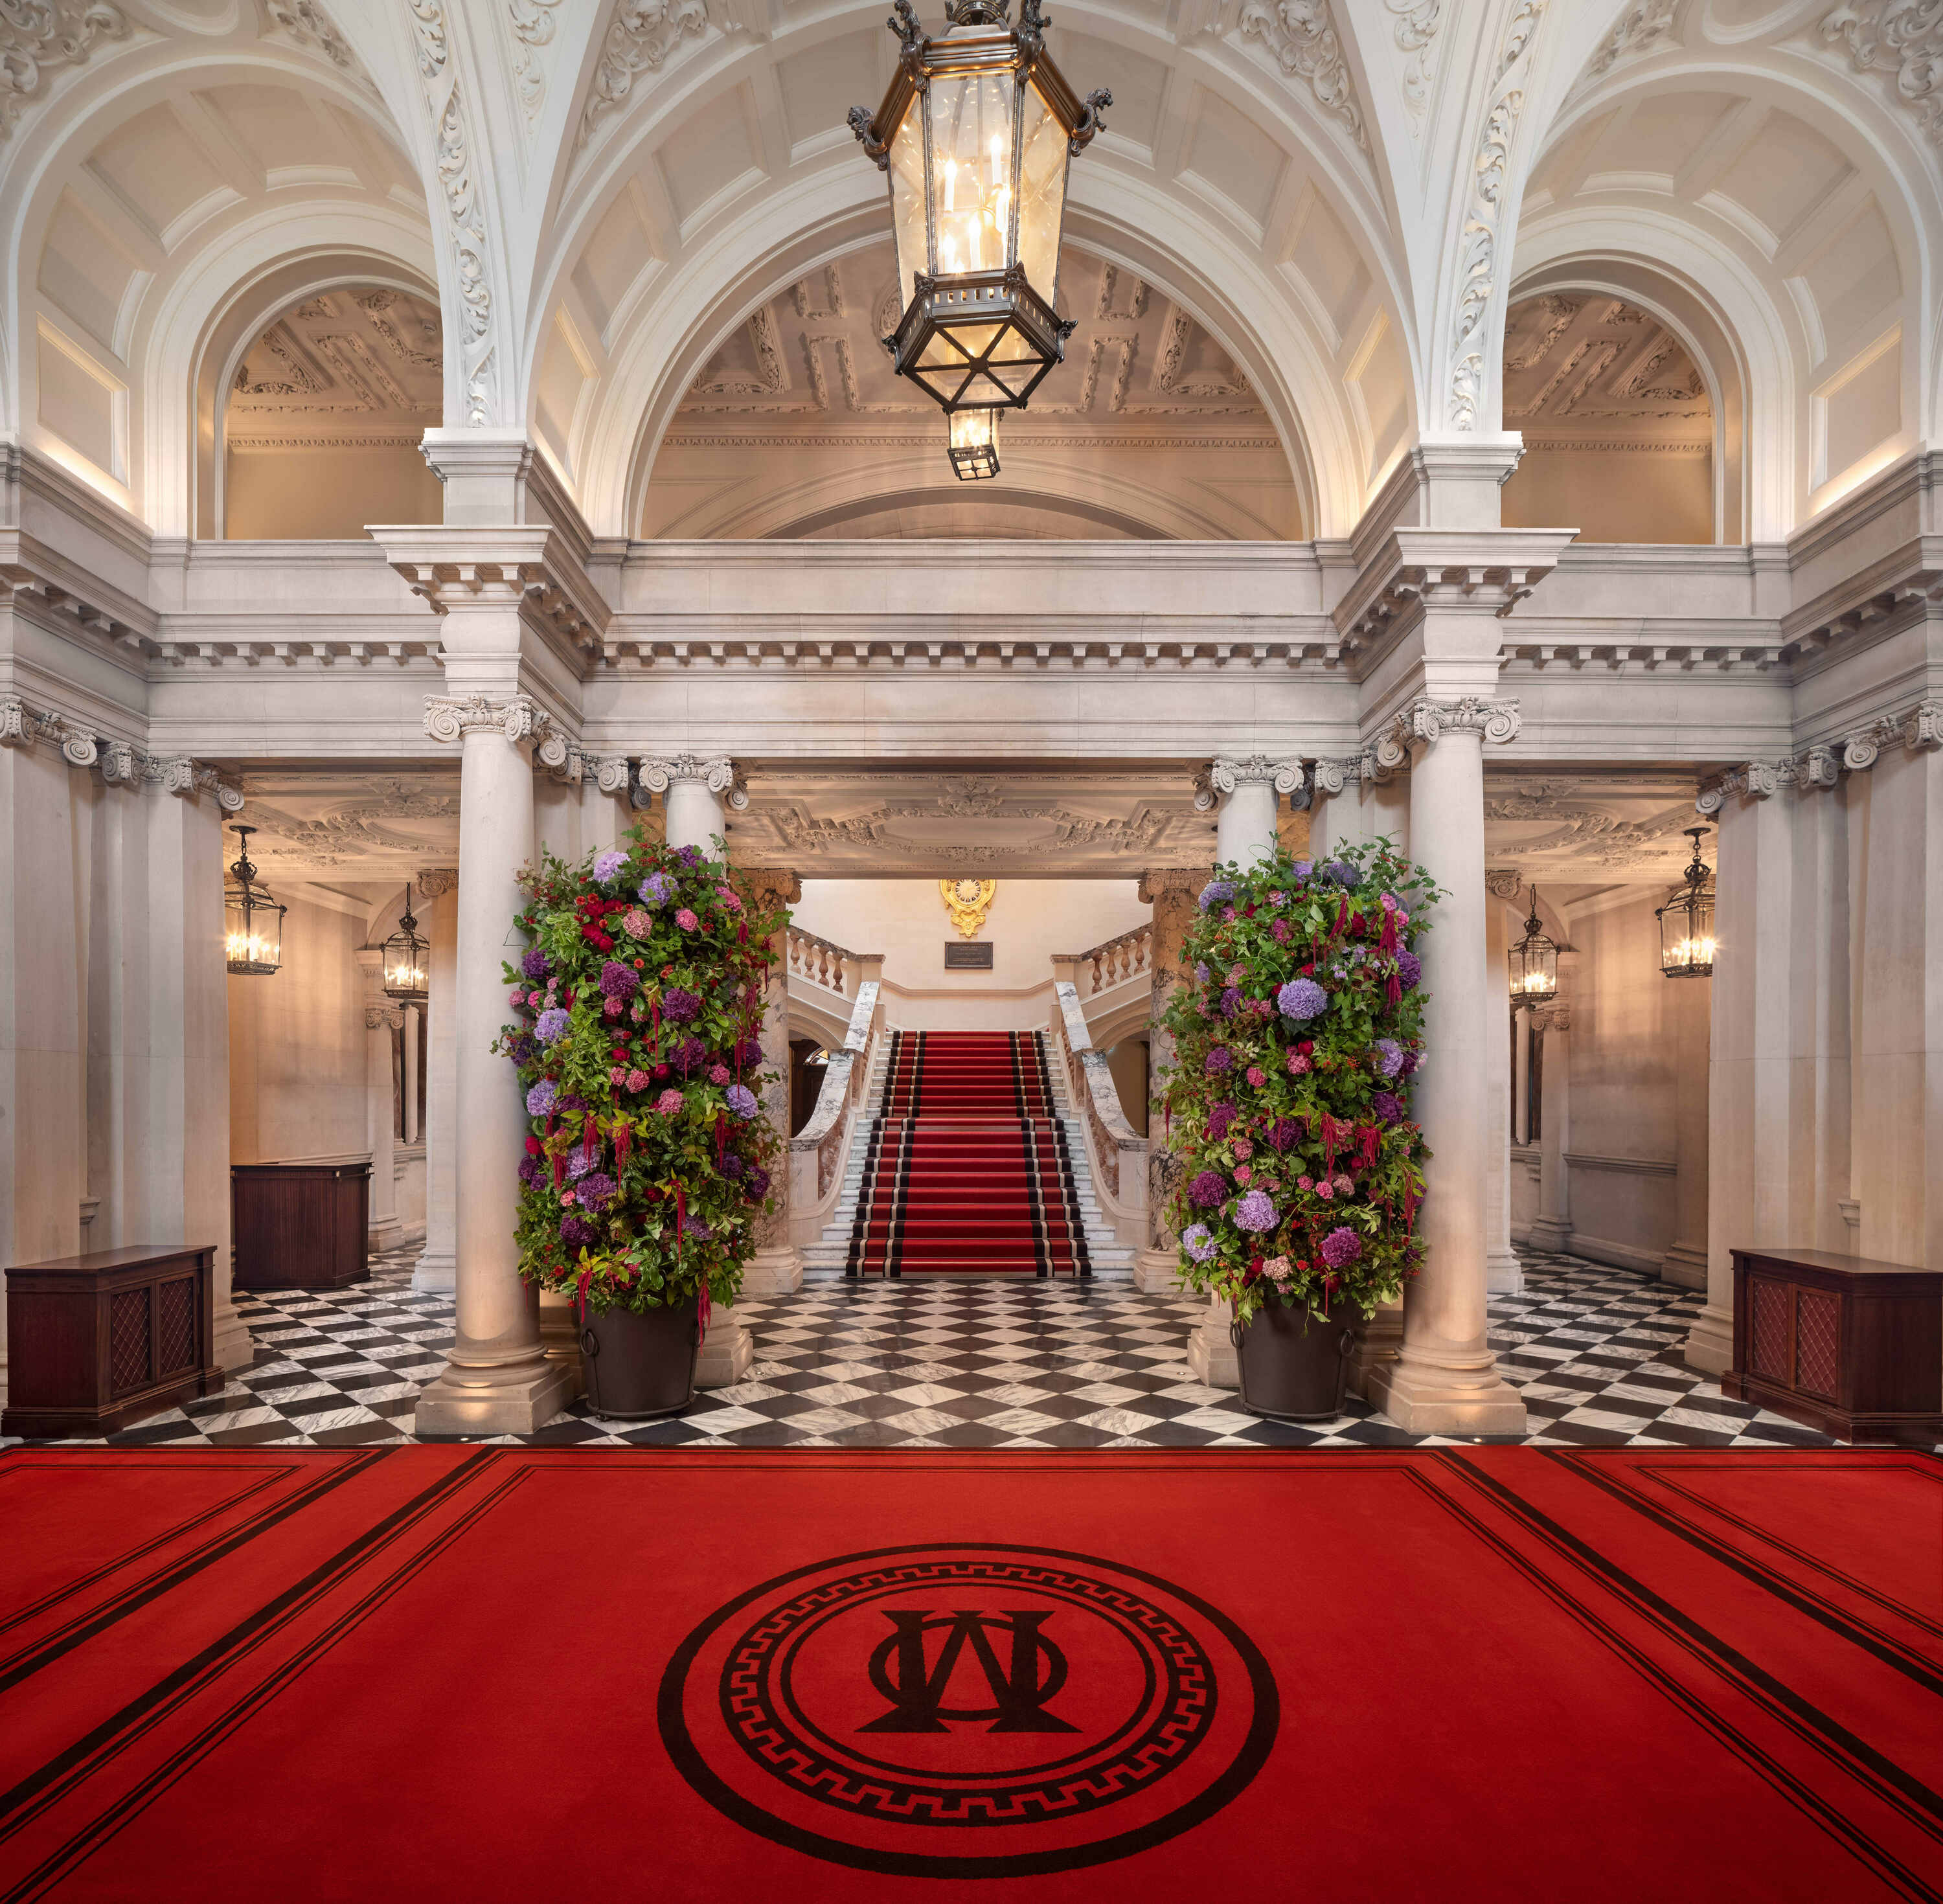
[
  {"left": 849, "top": 0, "right": 1110, "bottom": 444},
  {"left": 223, "top": 825, "right": 286, "bottom": 977},
  {"left": 948, "top": 406, "right": 1002, "bottom": 479},
  {"left": 382, "top": 890, "right": 429, "bottom": 1004},
  {"left": 1510, "top": 887, "right": 1558, "bottom": 1004},
  {"left": 1657, "top": 828, "right": 1716, "bottom": 977}
]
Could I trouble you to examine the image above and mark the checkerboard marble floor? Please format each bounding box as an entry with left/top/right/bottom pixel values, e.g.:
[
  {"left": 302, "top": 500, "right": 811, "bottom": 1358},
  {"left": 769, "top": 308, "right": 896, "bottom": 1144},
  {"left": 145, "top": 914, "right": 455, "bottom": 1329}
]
[{"left": 7, "top": 1246, "right": 1903, "bottom": 1452}]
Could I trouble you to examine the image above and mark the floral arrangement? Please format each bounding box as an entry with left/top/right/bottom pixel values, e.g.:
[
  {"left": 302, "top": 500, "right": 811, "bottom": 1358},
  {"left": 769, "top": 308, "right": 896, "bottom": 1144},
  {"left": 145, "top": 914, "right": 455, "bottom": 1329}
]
[
  {"left": 497, "top": 828, "right": 788, "bottom": 1318},
  {"left": 1159, "top": 840, "right": 1440, "bottom": 1324}
]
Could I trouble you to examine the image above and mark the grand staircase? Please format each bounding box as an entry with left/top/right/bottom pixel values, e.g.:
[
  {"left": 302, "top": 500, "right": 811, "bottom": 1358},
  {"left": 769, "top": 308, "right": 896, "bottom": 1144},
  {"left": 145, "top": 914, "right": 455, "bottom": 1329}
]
[{"left": 802, "top": 1030, "right": 1130, "bottom": 1279}]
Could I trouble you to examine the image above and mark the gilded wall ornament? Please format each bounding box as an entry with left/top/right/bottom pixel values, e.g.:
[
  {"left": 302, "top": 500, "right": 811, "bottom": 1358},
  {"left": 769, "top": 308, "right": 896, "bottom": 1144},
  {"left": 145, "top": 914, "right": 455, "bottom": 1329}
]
[{"left": 940, "top": 877, "right": 997, "bottom": 938}]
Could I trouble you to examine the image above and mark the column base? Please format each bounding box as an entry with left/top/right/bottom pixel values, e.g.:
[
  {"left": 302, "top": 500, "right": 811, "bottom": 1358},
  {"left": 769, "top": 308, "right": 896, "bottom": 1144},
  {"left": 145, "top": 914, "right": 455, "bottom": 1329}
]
[
  {"left": 213, "top": 1300, "right": 253, "bottom": 1373},
  {"left": 697, "top": 1304, "right": 755, "bottom": 1387},
  {"left": 1186, "top": 1296, "right": 1236, "bottom": 1389},
  {"left": 1658, "top": 1240, "right": 1708, "bottom": 1291},
  {"left": 1346, "top": 1299, "right": 1403, "bottom": 1401},
  {"left": 742, "top": 1246, "right": 803, "bottom": 1298},
  {"left": 1684, "top": 1302, "right": 1734, "bottom": 1376},
  {"left": 1486, "top": 1247, "right": 1525, "bottom": 1295},
  {"left": 1133, "top": 1247, "right": 1179, "bottom": 1295},
  {"left": 1365, "top": 1355, "right": 1528, "bottom": 1436},
  {"left": 413, "top": 1352, "right": 574, "bottom": 1436},
  {"left": 413, "top": 1249, "right": 455, "bottom": 1294},
  {"left": 538, "top": 1291, "right": 585, "bottom": 1401},
  {"left": 367, "top": 1217, "right": 406, "bottom": 1254},
  {"left": 1525, "top": 1214, "right": 1573, "bottom": 1255}
]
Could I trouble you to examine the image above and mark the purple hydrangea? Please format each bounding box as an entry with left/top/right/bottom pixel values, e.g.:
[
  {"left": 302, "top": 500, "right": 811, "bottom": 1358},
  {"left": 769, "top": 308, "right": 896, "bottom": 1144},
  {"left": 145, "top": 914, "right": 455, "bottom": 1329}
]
[
  {"left": 1218, "top": 985, "right": 1242, "bottom": 1019},
  {"left": 565, "top": 1148, "right": 595, "bottom": 1183},
  {"left": 1370, "top": 1091, "right": 1404, "bottom": 1126},
  {"left": 592, "top": 849, "right": 628, "bottom": 885},
  {"left": 1269, "top": 1116, "right": 1301, "bottom": 1153},
  {"left": 1198, "top": 879, "right": 1236, "bottom": 914},
  {"left": 676, "top": 846, "right": 704, "bottom": 868},
  {"left": 639, "top": 870, "right": 676, "bottom": 907},
  {"left": 745, "top": 1165, "right": 771, "bottom": 1199},
  {"left": 681, "top": 1212, "right": 714, "bottom": 1241},
  {"left": 1235, "top": 1188, "right": 1278, "bottom": 1232},
  {"left": 1181, "top": 1223, "right": 1217, "bottom": 1263},
  {"left": 576, "top": 1172, "right": 617, "bottom": 1212},
  {"left": 517, "top": 1155, "right": 543, "bottom": 1188},
  {"left": 1188, "top": 1169, "right": 1227, "bottom": 1208},
  {"left": 661, "top": 987, "right": 701, "bottom": 1023},
  {"left": 1277, "top": 977, "right": 1327, "bottom": 1021},
  {"left": 535, "top": 1007, "right": 571, "bottom": 1045},
  {"left": 599, "top": 960, "right": 640, "bottom": 1001},
  {"left": 1320, "top": 1225, "right": 1363, "bottom": 1268},
  {"left": 1204, "top": 1047, "right": 1233, "bottom": 1077},
  {"left": 1396, "top": 949, "right": 1422, "bottom": 992},
  {"left": 735, "top": 1036, "right": 762, "bottom": 1068},
  {"left": 722, "top": 1153, "right": 747, "bottom": 1179},
  {"left": 670, "top": 1036, "right": 707, "bottom": 1074},
  {"left": 1323, "top": 859, "right": 1359, "bottom": 887},
  {"left": 1373, "top": 1038, "right": 1405, "bottom": 1078},
  {"left": 525, "top": 1078, "right": 558, "bottom": 1117},
  {"left": 1207, "top": 1102, "right": 1236, "bottom": 1141},
  {"left": 1291, "top": 861, "right": 1313, "bottom": 879},
  {"left": 725, "top": 1083, "right": 758, "bottom": 1118},
  {"left": 560, "top": 1214, "right": 597, "bottom": 1247},
  {"left": 521, "top": 947, "right": 551, "bottom": 980},
  {"left": 508, "top": 1034, "right": 537, "bottom": 1066},
  {"left": 1194, "top": 961, "right": 1210, "bottom": 984}
]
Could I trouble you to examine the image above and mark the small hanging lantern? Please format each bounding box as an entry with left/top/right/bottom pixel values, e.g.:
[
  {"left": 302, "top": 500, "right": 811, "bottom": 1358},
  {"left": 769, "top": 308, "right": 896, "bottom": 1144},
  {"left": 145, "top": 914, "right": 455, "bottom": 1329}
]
[
  {"left": 224, "top": 825, "right": 285, "bottom": 976},
  {"left": 1658, "top": 828, "right": 1716, "bottom": 977},
  {"left": 1510, "top": 887, "right": 1558, "bottom": 1004},
  {"left": 948, "top": 406, "right": 1001, "bottom": 479},
  {"left": 849, "top": 0, "right": 1111, "bottom": 416},
  {"left": 383, "top": 891, "right": 429, "bottom": 1004}
]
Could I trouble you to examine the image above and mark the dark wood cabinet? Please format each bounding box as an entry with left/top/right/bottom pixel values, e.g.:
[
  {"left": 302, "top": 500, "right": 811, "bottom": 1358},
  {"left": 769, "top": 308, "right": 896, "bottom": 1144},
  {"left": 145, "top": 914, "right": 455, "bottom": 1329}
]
[
  {"left": 3, "top": 1244, "right": 221, "bottom": 1438},
  {"left": 231, "top": 1155, "right": 371, "bottom": 1291},
  {"left": 1725, "top": 1246, "right": 1942, "bottom": 1444}
]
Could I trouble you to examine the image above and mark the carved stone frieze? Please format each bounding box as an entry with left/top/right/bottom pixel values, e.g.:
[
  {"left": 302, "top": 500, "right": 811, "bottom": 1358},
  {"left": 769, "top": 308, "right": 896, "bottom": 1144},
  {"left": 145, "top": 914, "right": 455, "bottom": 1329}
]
[
  {"left": 578, "top": 0, "right": 709, "bottom": 150},
  {"left": 0, "top": 1, "right": 128, "bottom": 141},
  {"left": 1820, "top": 1, "right": 1943, "bottom": 144},
  {"left": 1236, "top": 0, "right": 1368, "bottom": 152},
  {"left": 507, "top": 0, "right": 567, "bottom": 120},
  {"left": 265, "top": 1, "right": 370, "bottom": 81}
]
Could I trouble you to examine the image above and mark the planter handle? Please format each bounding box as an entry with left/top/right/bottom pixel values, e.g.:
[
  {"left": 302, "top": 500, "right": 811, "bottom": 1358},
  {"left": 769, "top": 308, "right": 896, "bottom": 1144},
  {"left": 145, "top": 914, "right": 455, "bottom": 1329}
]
[{"left": 581, "top": 1328, "right": 600, "bottom": 1359}]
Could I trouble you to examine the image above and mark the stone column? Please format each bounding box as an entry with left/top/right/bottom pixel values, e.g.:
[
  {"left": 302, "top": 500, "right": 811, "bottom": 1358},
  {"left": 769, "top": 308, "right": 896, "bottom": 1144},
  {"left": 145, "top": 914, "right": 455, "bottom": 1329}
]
[
  {"left": 1484, "top": 891, "right": 1522, "bottom": 1292},
  {"left": 1365, "top": 699, "right": 1527, "bottom": 1435},
  {"left": 403, "top": 1003, "right": 421, "bottom": 1146},
  {"left": 1526, "top": 999, "right": 1573, "bottom": 1253},
  {"left": 649, "top": 753, "right": 756, "bottom": 1387},
  {"left": 739, "top": 868, "right": 804, "bottom": 1299},
  {"left": 414, "top": 873, "right": 458, "bottom": 1293},
  {"left": 1196, "top": 756, "right": 1301, "bottom": 870},
  {"left": 413, "top": 696, "right": 573, "bottom": 1435},
  {"left": 1512, "top": 1005, "right": 1532, "bottom": 1147},
  {"left": 1134, "top": 868, "right": 1208, "bottom": 1295},
  {"left": 354, "top": 950, "right": 405, "bottom": 1253},
  {"left": 1308, "top": 759, "right": 1370, "bottom": 858}
]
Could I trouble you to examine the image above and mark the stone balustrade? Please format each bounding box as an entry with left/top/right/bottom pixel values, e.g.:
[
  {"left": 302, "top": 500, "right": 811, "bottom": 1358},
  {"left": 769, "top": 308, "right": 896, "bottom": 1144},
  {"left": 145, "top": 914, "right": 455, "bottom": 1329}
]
[
  {"left": 1067, "top": 924, "right": 1151, "bottom": 999},
  {"left": 786, "top": 927, "right": 883, "bottom": 1000},
  {"left": 1049, "top": 980, "right": 1147, "bottom": 1244},
  {"left": 786, "top": 979, "right": 884, "bottom": 1246}
]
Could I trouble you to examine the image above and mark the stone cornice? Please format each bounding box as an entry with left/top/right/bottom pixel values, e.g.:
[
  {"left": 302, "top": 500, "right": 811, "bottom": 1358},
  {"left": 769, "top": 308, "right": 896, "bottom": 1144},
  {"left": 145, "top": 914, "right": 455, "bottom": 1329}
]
[
  {"left": 368, "top": 525, "right": 611, "bottom": 664},
  {"left": 1334, "top": 528, "right": 1574, "bottom": 666},
  {"left": 1777, "top": 536, "right": 1943, "bottom": 674},
  {"left": 1, "top": 535, "right": 159, "bottom": 658}
]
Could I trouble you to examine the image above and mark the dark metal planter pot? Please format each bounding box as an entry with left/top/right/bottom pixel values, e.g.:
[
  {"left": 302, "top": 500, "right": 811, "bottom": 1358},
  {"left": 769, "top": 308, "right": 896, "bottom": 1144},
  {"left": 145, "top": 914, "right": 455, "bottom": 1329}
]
[
  {"left": 1231, "top": 1298, "right": 1353, "bottom": 1422},
  {"left": 580, "top": 1297, "right": 701, "bottom": 1420}
]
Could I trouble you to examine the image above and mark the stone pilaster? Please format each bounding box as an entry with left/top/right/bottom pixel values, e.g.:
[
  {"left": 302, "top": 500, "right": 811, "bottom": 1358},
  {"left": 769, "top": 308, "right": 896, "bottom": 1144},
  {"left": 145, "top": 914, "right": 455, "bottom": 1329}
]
[
  {"left": 1134, "top": 868, "right": 1208, "bottom": 1296},
  {"left": 1525, "top": 997, "right": 1574, "bottom": 1254},
  {"left": 414, "top": 870, "right": 458, "bottom": 1293}
]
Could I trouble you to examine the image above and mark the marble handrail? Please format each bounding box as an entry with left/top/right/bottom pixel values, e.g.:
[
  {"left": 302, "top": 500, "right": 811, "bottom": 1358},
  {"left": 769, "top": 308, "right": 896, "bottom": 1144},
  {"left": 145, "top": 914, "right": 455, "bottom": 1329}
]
[
  {"left": 1050, "top": 980, "right": 1146, "bottom": 1237},
  {"left": 787, "top": 980, "right": 883, "bottom": 1235}
]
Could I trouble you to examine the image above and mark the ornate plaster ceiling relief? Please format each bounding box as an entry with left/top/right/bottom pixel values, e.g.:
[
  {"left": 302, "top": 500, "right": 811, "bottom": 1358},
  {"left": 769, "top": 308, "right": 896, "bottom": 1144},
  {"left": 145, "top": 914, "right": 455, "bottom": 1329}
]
[
  {"left": 648, "top": 240, "right": 1295, "bottom": 539},
  {"left": 1815, "top": 1, "right": 1943, "bottom": 144},
  {"left": 1385, "top": 0, "right": 1444, "bottom": 116},
  {"left": 505, "top": 0, "right": 567, "bottom": 123},
  {"left": 1235, "top": 0, "right": 1369, "bottom": 153},
  {"left": 230, "top": 770, "right": 462, "bottom": 876},
  {"left": 1484, "top": 775, "right": 1703, "bottom": 878},
  {"left": 0, "top": 3, "right": 131, "bottom": 141},
  {"left": 576, "top": 0, "right": 709, "bottom": 157},
  {"left": 1503, "top": 295, "right": 1710, "bottom": 448},
  {"left": 1591, "top": 1, "right": 1684, "bottom": 76},
  {"left": 729, "top": 770, "right": 1213, "bottom": 876},
  {"left": 227, "top": 289, "right": 444, "bottom": 452}
]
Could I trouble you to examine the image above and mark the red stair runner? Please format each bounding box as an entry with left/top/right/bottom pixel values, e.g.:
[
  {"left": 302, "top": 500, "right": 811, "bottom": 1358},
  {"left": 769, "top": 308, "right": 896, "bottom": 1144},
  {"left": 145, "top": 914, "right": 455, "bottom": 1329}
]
[{"left": 847, "top": 1030, "right": 1091, "bottom": 1278}]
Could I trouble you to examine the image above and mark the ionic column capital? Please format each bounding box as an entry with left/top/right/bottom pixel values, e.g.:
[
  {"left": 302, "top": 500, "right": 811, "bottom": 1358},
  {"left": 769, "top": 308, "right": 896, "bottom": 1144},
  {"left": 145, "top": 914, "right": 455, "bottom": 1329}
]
[
  {"left": 423, "top": 693, "right": 554, "bottom": 750},
  {"left": 1192, "top": 755, "right": 1305, "bottom": 811},
  {"left": 639, "top": 754, "right": 749, "bottom": 810},
  {"left": 1137, "top": 868, "right": 1208, "bottom": 903},
  {"left": 416, "top": 867, "right": 458, "bottom": 898}
]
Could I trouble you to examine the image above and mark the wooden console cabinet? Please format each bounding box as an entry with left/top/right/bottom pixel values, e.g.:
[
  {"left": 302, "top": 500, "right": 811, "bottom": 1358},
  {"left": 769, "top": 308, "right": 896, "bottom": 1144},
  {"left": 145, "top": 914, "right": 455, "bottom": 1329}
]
[
  {"left": 1725, "top": 1246, "right": 1943, "bottom": 1444},
  {"left": 231, "top": 1155, "right": 371, "bottom": 1291},
  {"left": 3, "top": 1244, "right": 221, "bottom": 1438}
]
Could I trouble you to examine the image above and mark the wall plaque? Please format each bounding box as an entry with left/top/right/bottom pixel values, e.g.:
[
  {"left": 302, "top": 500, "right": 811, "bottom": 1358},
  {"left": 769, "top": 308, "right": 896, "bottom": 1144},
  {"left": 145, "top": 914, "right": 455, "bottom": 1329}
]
[{"left": 944, "top": 941, "right": 994, "bottom": 970}]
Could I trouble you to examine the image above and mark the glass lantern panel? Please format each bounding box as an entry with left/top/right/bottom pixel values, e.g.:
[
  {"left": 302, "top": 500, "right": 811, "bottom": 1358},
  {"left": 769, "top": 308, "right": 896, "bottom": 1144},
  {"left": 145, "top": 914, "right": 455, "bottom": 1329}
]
[
  {"left": 887, "top": 108, "right": 928, "bottom": 312},
  {"left": 917, "top": 330, "right": 968, "bottom": 368},
  {"left": 1014, "top": 79, "right": 1069, "bottom": 310},
  {"left": 927, "top": 71, "right": 1016, "bottom": 280}
]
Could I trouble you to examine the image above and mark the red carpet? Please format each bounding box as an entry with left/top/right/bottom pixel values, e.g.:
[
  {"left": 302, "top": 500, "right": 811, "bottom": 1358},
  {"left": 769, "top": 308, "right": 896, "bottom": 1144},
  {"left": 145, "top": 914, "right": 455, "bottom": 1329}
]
[
  {"left": 849, "top": 1031, "right": 1089, "bottom": 1276},
  {"left": 2, "top": 1445, "right": 1940, "bottom": 1901}
]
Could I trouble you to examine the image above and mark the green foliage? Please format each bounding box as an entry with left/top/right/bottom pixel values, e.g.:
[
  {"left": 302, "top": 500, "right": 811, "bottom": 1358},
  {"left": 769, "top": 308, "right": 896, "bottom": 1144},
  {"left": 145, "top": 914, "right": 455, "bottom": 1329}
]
[
  {"left": 1159, "top": 840, "right": 1441, "bottom": 1323},
  {"left": 497, "top": 828, "right": 788, "bottom": 1316}
]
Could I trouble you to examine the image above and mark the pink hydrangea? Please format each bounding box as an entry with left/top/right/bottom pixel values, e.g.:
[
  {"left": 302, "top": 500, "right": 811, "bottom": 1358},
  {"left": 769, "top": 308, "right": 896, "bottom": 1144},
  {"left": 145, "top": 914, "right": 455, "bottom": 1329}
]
[
  {"left": 1333, "top": 1173, "right": 1354, "bottom": 1196},
  {"left": 509, "top": 988, "right": 527, "bottom": 1007},
  {"left": 675, "top": 908, "right": 699, "bottom": 931},
  {"left": 1313, "top": 1179, "right": 1334, "bottom": 1199},
  {"left": 1297, "top": 1176, "right": 1313, "bottom": 1192},
  {"left": 608, "top": 1066, "right": 626, "bottom": 1085},
  {"left": 716, "top": 885, "right": 743, "bottom": 911},
  {"left": 1262, "top": 1256, "right": 1292, "bottom": 1284},
  {"left": 708, "top": 1064, "right": 731, "bottom": 1085},
  {"left": 1234, "top": 1164, "right": 1253, "bottom": 1184},
  {"left": 624, "top": 1069, "right": 651, "bottom": 1092},
  {"left": 1245, "top": 1066, "right": 1266, "bottom": 1088},
  {"left": 1232, "top": 1137, "right": 1254, "bottom": 1161},
  {"left": 622, "top": 907, "right": 651, "bottom": 937},
  {"left": 655, "top": 1088, "right": 683, "bottom": 1114},
  {"left": 1287, "top": 1051, "right": 1312, "bottom": 1075}
]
